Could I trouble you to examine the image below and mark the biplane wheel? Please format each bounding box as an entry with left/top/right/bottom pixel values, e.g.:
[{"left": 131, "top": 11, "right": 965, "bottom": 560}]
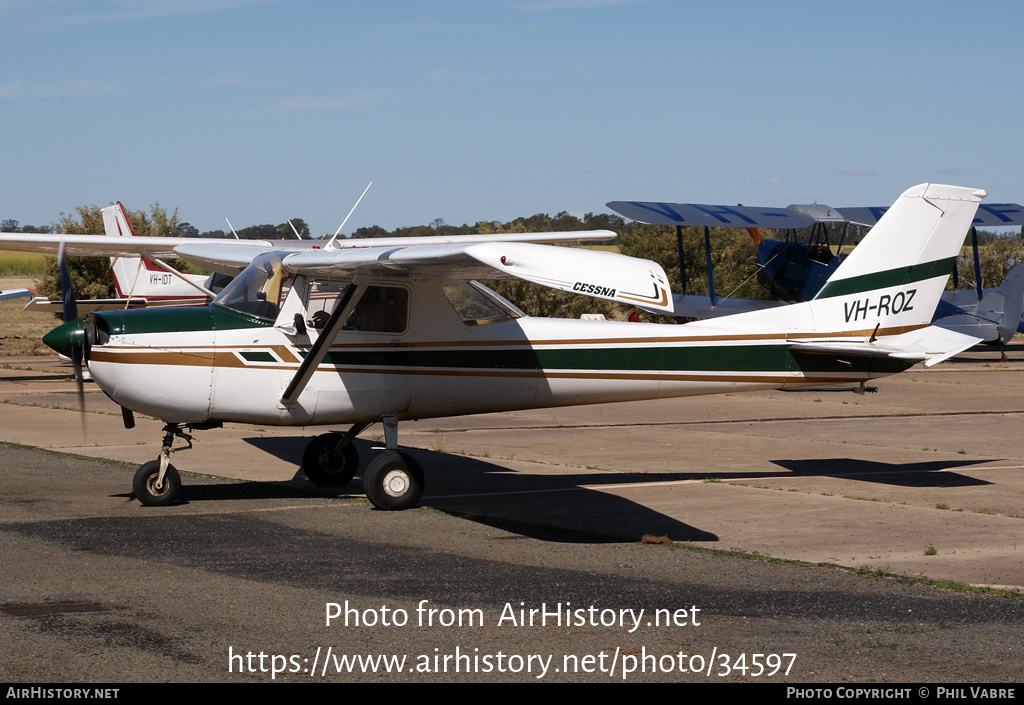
[
  {"left": 362, "top": 451, "right": 424, "bottom": 511},
  {"left": 303, "top": 433, "right": 359, "bottom": 487},
  {"left": 133, "top": 460, "right": 181, "bottom": 507}
]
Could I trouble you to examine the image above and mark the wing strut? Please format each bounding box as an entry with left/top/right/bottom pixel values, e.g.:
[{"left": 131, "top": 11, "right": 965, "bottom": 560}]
[
  {"left": 704, "top": 226, "right": 716, "bottom": 305},
  {"left": 279, "top": 283, "right": 359, "bottom": 406},
  {"left": 970, "top": 227, "right": 983, "bottom": 299},
  {"left": 676, "top": 226, "right": 686, "bottom": 294}
]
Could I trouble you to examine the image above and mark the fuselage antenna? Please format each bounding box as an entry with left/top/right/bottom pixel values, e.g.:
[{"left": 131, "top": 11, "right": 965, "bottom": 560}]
[{"left": 326, "top": 182, "right": 372, "bottom": 249}]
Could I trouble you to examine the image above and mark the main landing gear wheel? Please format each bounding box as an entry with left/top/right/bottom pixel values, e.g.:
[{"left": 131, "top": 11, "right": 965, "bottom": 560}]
[
  {"left": 133, "top": 460, "right": 181, "bottom": 507},
  {"left": 362, "top": 451, "right": 424, "bottom": 511},
  {"left": 303, "top": 433, "right": 359, "bottom": 487}
]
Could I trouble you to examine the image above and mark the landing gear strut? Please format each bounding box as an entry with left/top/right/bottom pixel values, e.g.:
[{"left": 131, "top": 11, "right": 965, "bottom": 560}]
[
  {"left": 134, "top": 423, "right": 193, "bottom": 507},
  {"left": 302, "top": 422, "right": 369, "bottom": 487},
  {"left": 133, "top": 460, "right": 180, "bottom": 507},
  {"left": 304, "top": 416, "right": 425, "bottom": 510}
]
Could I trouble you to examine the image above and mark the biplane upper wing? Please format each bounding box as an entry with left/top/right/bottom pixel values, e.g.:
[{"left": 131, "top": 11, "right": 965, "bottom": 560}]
[
  {"left": 609, "top": 200, "right": 1024, "bottom": 230},
  {"left": 606, "top": 201, "right": 817, "bottom": 229},
  {"left": 836, "top": 203, "right": 1024, "bottom": 228}
]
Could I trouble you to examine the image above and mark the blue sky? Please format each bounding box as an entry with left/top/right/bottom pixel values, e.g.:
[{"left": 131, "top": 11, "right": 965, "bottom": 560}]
[{"left": 2, "top": 0, "right": 1022, "bottom": 236}]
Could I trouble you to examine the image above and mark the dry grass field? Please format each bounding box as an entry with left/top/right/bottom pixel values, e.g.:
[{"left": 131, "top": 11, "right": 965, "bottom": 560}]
[{"left": 0, "top": 276, "right": 56, "bottom": 357}]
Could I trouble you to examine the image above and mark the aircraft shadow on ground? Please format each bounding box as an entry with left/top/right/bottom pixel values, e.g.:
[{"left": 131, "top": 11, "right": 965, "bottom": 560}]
[
  {"left": 227, "top": 436, "right": 719, "bottom": 544},
  {"left": 769, "top": 458, "right": 993, "bottom": 487}
]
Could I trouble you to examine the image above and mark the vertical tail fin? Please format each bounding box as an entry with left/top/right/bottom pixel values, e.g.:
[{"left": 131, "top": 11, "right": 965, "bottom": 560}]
[
  {"left": 700, "top": 184, "right": 984, "bottom": 341},
  {"left": 809, "top": 183, "right": 984, "bottom": 336},
  {"left": 101, "top": 202, "right": 137, "bottom": 238},
  {"left": 101, "top": 202, "right": 145, "bottom": 298}
]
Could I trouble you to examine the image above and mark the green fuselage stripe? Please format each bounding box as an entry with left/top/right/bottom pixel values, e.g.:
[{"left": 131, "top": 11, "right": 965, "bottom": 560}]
[
  {"left": 315, "top": 345, "right": 913, "bottom": 376},
  {"left": 813, "top": 257, "right": 955, "bottom": 300}
]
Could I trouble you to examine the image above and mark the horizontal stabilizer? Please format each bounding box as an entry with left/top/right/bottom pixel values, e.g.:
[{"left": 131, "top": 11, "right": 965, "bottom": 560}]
[
  {"left": 0, "top": 288, "right": 36, "bottom": 302},
  {"left": 23, "top": 296, "right": 153, "bottom": 313},
  {"left": 791, "top": 326, "right": 981, "bottom": 367}
]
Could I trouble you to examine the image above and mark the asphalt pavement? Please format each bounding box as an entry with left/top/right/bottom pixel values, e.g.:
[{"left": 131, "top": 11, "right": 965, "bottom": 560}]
[{"left": 1, "top": 350, "right": 1022, "bottom": 682}]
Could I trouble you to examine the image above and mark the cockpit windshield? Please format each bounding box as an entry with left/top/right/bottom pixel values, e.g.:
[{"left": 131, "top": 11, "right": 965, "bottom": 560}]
[{"left": 212, "top": 253, "right": 290, "bottom": 321}]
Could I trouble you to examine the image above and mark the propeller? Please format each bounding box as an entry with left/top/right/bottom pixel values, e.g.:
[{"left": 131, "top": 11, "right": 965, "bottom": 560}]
[{"left": 41, "top": 242, "right": 86, "bottom": 422}]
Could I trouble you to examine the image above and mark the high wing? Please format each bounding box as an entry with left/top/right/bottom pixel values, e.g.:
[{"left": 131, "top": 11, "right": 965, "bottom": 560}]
[
  {"left": 0, "top": 232, "right": 614, "bottom": 274},
  {"left": 177, "top": 235, "right": 673, "bottom": 312},
  {"left": 0, "top": 229, "right": 615, "bottom": 267},
  {"left": 168, "top": 230, "right": 618, "bottom": 274},
  {"left": 0, "top": 225, "right": 670, "bottom": 311}
]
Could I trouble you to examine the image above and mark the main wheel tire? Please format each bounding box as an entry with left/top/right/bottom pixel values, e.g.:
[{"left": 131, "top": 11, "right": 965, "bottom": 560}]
[
  {"left": 362, "top": 451, "right": 424, "bottom": 511},
  {"left": 133, "top": 460, "right": 181, "bottom": 507},
  {"left": 303, "top": 433, "right": 359, "bottom": 487}
]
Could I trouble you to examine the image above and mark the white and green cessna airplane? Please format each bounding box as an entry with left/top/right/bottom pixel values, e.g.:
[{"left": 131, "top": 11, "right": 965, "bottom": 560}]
[{"left": 11, "top": 183, "right": 985, "bottom": 510}]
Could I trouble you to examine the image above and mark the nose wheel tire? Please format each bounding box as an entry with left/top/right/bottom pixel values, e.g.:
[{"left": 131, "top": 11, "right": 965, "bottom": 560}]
[
  {"left": 303, "top": 433, "right": 359, "bottom": 487},
  {"left": 362, "top": 451, "right": 424, "bottom": 511},
  {"left": 133, "top": 460, "right": 181, "bottom": 507}
]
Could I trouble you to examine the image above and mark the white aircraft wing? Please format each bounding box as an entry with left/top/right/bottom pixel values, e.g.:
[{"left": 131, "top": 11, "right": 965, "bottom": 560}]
[
  {"left": 0, "top": 230, "right": 616, "bottom": 269},
  {"left": 0, "top": 227, "right": 650, "bottom": 308},
  {"left": 266, "top": 237, "right": 673, "bottom": 312},
  {"left": 170, "top": 230, "right": 619, "bottom": 275},
  {"left": 0, "top": 233, "right": 271, "bottom": 259}
]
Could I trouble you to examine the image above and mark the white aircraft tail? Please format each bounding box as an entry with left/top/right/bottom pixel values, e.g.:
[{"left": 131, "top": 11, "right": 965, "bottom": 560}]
[
  {"left": 809, "top": 183, "right": 986, "bottom": 337},
  {"left": 102, "top": 202, "right": 150, "bottom": 298},
  {"left": 702, "top": 184, "right": 984, "bottom": 363},
  {"left": 101, "top": 202, "right": 213, "bottom": 304}
]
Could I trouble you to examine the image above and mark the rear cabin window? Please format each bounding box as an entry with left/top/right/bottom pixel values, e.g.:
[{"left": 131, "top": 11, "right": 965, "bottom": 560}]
[{"left": 443, "top": 281, "right": 524, "bottom": 325}]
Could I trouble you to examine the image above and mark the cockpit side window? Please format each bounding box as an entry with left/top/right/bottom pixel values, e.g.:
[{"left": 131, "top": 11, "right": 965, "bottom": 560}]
[{"left": 342, "top": 286, "right": 409, "bottom": 333}]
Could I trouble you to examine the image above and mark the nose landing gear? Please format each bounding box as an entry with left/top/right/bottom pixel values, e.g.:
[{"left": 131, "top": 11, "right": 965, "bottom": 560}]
[{"left": 133, "top": 423, "right": 196, "bottom": 507}]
